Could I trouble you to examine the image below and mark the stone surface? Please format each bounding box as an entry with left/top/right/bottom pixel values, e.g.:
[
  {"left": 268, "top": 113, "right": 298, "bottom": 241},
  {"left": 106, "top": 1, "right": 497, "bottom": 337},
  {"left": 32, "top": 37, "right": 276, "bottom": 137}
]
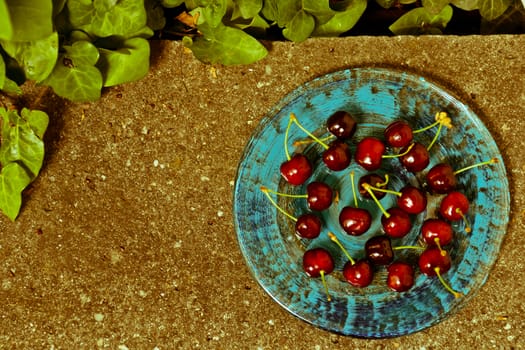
[{"left": 1, "top": 35, "right": 524, "bottom": 349}]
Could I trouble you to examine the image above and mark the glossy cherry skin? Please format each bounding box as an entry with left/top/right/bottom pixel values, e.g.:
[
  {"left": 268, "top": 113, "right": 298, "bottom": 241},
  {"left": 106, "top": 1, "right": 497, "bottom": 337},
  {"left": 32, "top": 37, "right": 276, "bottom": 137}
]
[
  {"left": 355, "top": 137, "right": 386, "bottom": 171},
  {"left": 339, "top": 206, "right": 372, "bottom": 236},
  {"left": 280, "top": 154, "right": 312, "bottom": 186},
  {"left": 387, "top": 262, "right": 415, "bottom": 292},
  {"left": 421, "top": 218, "right": 454, "bottom": 246},
  {"left": 358, "top": 173, "right": 387, "bottom": 200},
  {"left": 323, "top": 140, "right": 351, "bottom": 171},
  {"left": 439, "top": 191, "right": 469, "bottom": 221},
  {"left": 418, "top": 246, "right": 452, "bottom": 276},
  {"left": 381, "top": 207, "right": 412, "bottom": 238},
  {"left": 306, "top": 182, "right": 333, "bottom": 211},
  {"left": 326, "top": 111, "right": 357, "bottom": 139},
  {"left": 399, "top": 142, "right": 430, "bottom": 172},
  {"left": 397, "top": 186, "right": 427, "bottom": 214},
  {"left": 365, "top": 235, "right": 394, "bottom": 266},
  {"left": 303, "top": 247, "right": 335, "bottom": 277},
  {"left": 343, "top": 259, "right": 373, "bottom": 288},
  {"left": 295, "top": 213, "right": 322, "bottom": 239},
  {"left": 384, "top": 120, "right": 413, "bottom": 148},
  {"left": 426, "top": 163, "right": 457, "bottom": 194}
]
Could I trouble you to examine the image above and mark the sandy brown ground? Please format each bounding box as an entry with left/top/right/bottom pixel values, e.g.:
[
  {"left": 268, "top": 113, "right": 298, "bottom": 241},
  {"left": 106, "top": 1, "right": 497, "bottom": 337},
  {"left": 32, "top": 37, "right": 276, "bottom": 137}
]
[{"left": 1, "top": 36, "right": 524, "bottom": 349}]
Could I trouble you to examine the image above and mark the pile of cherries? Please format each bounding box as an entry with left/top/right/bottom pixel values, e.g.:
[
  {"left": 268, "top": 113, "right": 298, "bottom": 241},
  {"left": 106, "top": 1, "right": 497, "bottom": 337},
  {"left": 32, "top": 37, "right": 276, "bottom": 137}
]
[{"left": 262, "top": 110, "right": 497, "bottom": 301}]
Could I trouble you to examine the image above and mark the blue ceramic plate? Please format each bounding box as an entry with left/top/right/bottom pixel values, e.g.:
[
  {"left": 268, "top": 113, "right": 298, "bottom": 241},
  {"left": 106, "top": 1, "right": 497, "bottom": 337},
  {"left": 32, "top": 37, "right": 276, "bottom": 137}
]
[{"left": 233, "top": 68, "right": 510, "bottom": 338}]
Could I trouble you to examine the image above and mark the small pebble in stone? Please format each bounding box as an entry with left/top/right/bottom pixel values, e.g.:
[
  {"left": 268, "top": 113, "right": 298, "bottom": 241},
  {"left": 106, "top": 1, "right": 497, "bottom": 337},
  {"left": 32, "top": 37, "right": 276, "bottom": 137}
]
[{"left": 94, "top": 313, "right": 104, "bottom": 322}]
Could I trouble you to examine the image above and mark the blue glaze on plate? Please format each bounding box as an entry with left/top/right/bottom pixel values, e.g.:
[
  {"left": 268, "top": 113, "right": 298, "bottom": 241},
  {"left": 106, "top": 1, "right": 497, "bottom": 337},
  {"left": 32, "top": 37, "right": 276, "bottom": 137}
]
[{"left": 233, "top": 68, "right": 510, "bottom": 338}]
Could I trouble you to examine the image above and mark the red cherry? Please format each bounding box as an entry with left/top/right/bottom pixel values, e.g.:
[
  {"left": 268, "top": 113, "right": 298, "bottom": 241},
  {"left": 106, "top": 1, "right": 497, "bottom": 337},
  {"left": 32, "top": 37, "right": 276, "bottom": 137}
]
[
  {"left": 355, "top": 137, "right": 386, "bottom": 171},
  {"left": 303, "top": 247, "right": 335, "bottom": 277},
  {"left": 426, "top": 163, "right": 457, "bottom": 194},
  {"left": 365, "top": 235, "right": 394, "bottom": 266},
  {"left": 387, "top": 262, "right": 415, "bottom": 292},
  {"left": 384, "top": 120, "right": 413, "bottom": 148},
  {"left": 381, "top": 207, "right": 412, "bottom": 238},
  {"left": 418, "top": 246, "right": 451, "bottom": 276},
  {"left": 421, "top": 218, "right": 454, "bottom": 246},
  {"left": 439, "top": 191, "right": 469, "bottom": 221},
  {"left": 399, "top": 142, "right": 429, "bottom": 172},
  {"left": 322, "top": 140, "right": 351, "bottom": 171},
  {"left": 343, "top": 259, "right": 373, "bottom": 288},
  {"left": 358, "top": 173, "right": 387, "bottom": 200},
  {"left": 326, "top": 111, "right": 357, "bottom": 139},
  {"left": 339, "top": 206, "right": 372, "bottom": 236},
  {"left": 306, "top": 182, "right": 333, "bottom": 211},
  {"left": 397, "top": 186, "right": 427, "bottom": 214},
  {"left": 295, "top": 214, "right": 322, "bottom": 239},
  {"left": 280, "top": 154, "right": 312, "bottom": 186}
]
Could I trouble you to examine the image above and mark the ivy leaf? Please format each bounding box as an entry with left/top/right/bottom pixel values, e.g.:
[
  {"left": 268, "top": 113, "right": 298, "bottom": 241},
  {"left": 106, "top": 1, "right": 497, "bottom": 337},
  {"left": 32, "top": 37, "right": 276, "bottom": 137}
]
[
  {"left": 479, "top": 0, "right": 512, "bottom": 20},
  {"left": 303, "top": 0, "right": 336, "bottom": 24},
  {"left": 282, "top": 10, "right": 315, "bottom": 42},
  {"left": 0, "top": 163, "right": 32, "bottom": 221},
  {"left": 183, "top": 22, "right": 267, "bottom": 65},
  {"left": 43, "top": 41, "right": 103, "bottom": 102},
  {"left": 261, "top": 0, "right": 278, "bottom": 22},
  {"left": 2, "top": 0, "right": 53, "bottom": 41},
  {"left": 422, "top": 0, "right": 451, "bottom": 14},
  {"left": 389, "top": 5, "right": 453, "bottom": 34},
  {"left": 234, "top": 0, "right": 263, "bottom": 19},
  {"left": 277, "top": 1, "right": 302, "bottom": 27},
  {"left": 375, "top": 0, "right": 396, "bottom": 8},
  {"left": 0, "top": 56, "right": 5, "bottom": 89},
  {"left": 97, "top": 37, "right": 150, "bottom": 87},
  {"left": 1, "top": 77, "right": 22, "bottom": 95},
  {"left": 0, "top": 31, "right": 58, "bottom": 82},
  {"left": 0, "top": 108, "right": 48, "bottom": 178},
  {"left": 67, "top": 0, "right": 148, "bottom": 38},
  {"left": 313, "top": 0, "right": 367, "bottom": 36},
  {"left": 229, "top": 13, "right": 270, "bottom": 30},
  {"left": 145, "top": 0, "right": 166, "bottom": 31}
]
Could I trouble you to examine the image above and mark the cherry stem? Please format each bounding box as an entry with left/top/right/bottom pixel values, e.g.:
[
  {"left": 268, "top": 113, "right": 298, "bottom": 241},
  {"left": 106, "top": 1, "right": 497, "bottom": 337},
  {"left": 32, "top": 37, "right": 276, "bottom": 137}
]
[
  {"left": 453, "top": 157, "right": 499, "bottom": 176},
  {"left": 413, "top": 111, "right": 453, "bottom": 134},
  {"left": 362, "top": 183, "right": 390, "bottom": 218},
  {"left": 435, "top": 267, "right": 462, "bottom": 299},
  {"left": 328, "top": 232, "right": 355, "bottom": 265},
  {"left": 455, "top": 208, "right": 472, "bottom": 233},
  {"left": 293, "top": 135, "right": 335, "bottom": 147},
  {"left": 262, "top": 187, "right": 307, "bottom": 199},
  {"left": 393, "top": 245, "right": 425, "bottom": 251},
  {"left": 426, "top": 122, "right": 443, "bottom": 151},
  {"left": 427, "top": 112, "right": 453, "bottom": 151},
  {"left": 290, "top": 113, "right": 329, "bottom": 150},
  {"left": 284, "top": 116, "right": 294, "bottom": 161},
  {"left": 376, "top": 174, "right": 390, "bottom": 187},
  {"left": 320, "top": 270, "right": 332, "bottom": 302},
  {"left": 260, "top": 187, "right": 298, "bottom": 222},
  {"left": 382, "top": 143, "right": 415, "bottom": 159},
  {"left": 434, "top": 238, "right": 446, "bottom": 255},
  {"left": 350, "top": 171, "right": 358, "bottom": 208},
  {"left": 363, "top": 183, "right": 401, "bottom": 197}
]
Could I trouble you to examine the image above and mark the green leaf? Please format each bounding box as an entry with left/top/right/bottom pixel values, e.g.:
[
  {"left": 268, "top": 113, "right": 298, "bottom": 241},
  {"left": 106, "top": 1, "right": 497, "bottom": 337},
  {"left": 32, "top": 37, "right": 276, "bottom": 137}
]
[
  {"left": 0, "top": 108, "right": 48, "bottom": 178},
  {"left": 422, "top": 0, "right": 451, "bottom": 14},
  {"left": 450, "top": 0, "right": 479, "bottom": 10},
  {"left": 0, "top": 55, "right": 5, "bottom": 89},
  {"left": 0, "top": 31, "right": 58, "bottom": 82},
  {"left": 43, "top": 41, "right": 103, "bottom": 102},
  {"left": 276, "top": 1, "right": 302, "bottom": 27},
  {"left": 183, "top": 23, "right": 268, "bottom": 65},
  {"left": 145, "top": 0, "right": 167, "bottom": 31},
  {"left": 97, "top": 37, "right": 150, "bottom": 87},
  {"left": 389, "top": 5, "right": 453, "bottom": 34},
  {"left": 235, "top": 0, "right": 263, "bottom": 19},
  {"left": 199, "top": 0, "right": 228, "bottom": 28},
  {"left": 3, "top": 0, "right": 53, "bottom": 41},
  {"left": 375, "top": 0, "right": 396, "bottom": 8},
  {"left": 161, "top": 0, "right": 185, "bottom": 7},
  {"left": 282, "top": 10, "right": 315, "bottom": 42},
  {"left": 67, "top": 0, "right": 148, "bottom": 37},
  {"left": 479, "top": 0, "right": 512, "bottom": 20},
  {"left": 261, "top": 0, "right": 278, "bottom": 22},
  {"left": 1, "top": 77, "right": 22, "bottom": 95},
  {"left": 303, "top": 0, "right": 336, "bottom": 24},
  {"left": 0, "top": 0, "right": 13, "bottom": 40},
  {"left": 0, "top": 163, "right": 32, "bottom": 221},
  {"left": 230, "top": 13, "right": 270, "bottom": 30},
  {"left": 312, "top": 0, "right": 367, "bottom": 36}
]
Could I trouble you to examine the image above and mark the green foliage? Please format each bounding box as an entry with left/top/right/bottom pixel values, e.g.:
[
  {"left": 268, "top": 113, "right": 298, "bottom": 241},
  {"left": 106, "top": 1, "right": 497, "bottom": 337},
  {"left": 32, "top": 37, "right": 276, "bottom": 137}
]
[
  {"left": 389, "top": 5, "right": 454, "bottom": 34},
  {"left": 0, "top": 107, "right": 48, "bottom": 221}
]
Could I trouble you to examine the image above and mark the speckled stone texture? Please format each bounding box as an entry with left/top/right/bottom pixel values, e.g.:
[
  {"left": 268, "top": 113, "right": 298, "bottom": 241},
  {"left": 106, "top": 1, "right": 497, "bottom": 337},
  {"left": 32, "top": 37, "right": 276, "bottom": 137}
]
[{"left": 0, "top": 36, "right": 524, "bottom": 349}]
